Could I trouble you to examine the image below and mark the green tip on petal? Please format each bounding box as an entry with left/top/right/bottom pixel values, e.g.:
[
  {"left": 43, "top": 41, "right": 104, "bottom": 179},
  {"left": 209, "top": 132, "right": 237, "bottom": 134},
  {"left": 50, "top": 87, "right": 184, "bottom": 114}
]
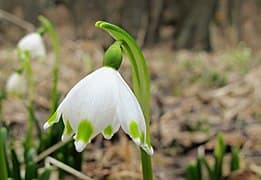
[
  {"left": 103, "top": 124, "right": 113, "bottom": 139},
  {"left": 43, "top": 111, "right": 57, "bottom": 129},
  {"left": 75, "top": 119, "right": 93, "bottom": 144},
  {"left": 62, "top": 119, "right": 73, "bottom": 141},
  {"left": 129, "top": 121, "right": 140, "bottom": 138},
  {"left": 103, "top": 41, "right": 123, "bottom": 70}
]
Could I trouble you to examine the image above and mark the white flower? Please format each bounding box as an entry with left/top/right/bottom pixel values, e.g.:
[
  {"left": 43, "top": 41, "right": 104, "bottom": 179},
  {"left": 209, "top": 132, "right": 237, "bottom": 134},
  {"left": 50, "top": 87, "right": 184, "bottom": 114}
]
[
  {"left": 17, "top": 33, "right": 46, "bottom": 58},
  {"left": 44, "top": 67, "right": 153, "bottom": 155},
  {"left": 6, "top": 72, "right": 27, "bottom": 97}
]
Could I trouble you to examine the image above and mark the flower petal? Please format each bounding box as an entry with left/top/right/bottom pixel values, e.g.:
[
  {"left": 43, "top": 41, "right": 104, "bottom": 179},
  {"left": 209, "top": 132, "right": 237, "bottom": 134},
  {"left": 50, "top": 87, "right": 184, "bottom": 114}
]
[
  {"left": 73, "top": 119, "right": 93, "bottom": 152},
  {"left": 102, "top": 116, "right": 120, "bottom": 140},
  {"left": 17, "top": 33, "right": 46, "bottom": 58},
  {"left": 6, "top": 72, "right": 27, "bottom": 97},
  {"left": 74, "top": 141, "right": 87, "bottom": 152},
  {"left": 115, "top": 72, "right": 153, "bottom": 154},
  {"left": 43, "top": 104, "right": 63, "bottom": 130},
  {"left": 48, "top": 67, "right": 120, "bottom": 150},
  {"left": 61, "top": 118, "right": 74, "bottom": 141}
]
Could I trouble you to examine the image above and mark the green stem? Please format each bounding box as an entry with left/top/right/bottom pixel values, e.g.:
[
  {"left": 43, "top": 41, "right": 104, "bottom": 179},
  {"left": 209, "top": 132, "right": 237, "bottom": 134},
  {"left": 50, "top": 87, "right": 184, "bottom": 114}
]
[
  {"left": 38, "top": 16, "right": 60, "bottom": 114},
  {"left": 96, "top": 21, "right": 153, "bottom": 180},
  {"left": 21, "top": 54, "right": 36, "bottom": 149},
  {"left": 17, "top": 48, "right": 42, "bottom": 146}
]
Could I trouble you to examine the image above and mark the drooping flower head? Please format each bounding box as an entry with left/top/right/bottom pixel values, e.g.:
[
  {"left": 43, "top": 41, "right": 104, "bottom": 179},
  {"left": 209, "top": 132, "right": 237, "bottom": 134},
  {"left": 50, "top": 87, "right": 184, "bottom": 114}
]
[
  {"left": 43, "top": 42, "right": 153, "bottom": 155},
  {"left": 6, "top": 72, "right": 27, "bottom": 97},
  {"left": 17, "top": 32, "right": 46, "bottom": 59}
]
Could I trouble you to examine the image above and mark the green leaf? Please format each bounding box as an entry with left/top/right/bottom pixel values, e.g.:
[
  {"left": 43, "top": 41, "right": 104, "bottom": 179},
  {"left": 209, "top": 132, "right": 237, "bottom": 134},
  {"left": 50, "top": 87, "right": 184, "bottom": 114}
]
[
  {"left": 213, "top": 132, "right": 226, "bottom": 179},
  {"left": 186, "top": 163, "right": 196, "bottom": 180},
  {"left": 186, "top": 161, "right": 201, "bottom": 180},
  {"left": 24, "top": 161, "right": 38, "bottom": 180},
  {"left": 0, "top": 128, "right": 8, "bottom": 180},
  {"left": 10, "top": 148, "right": 21, "bottom": 180},
  {"left": 25, "top": 148, "right": 37, "bottom": 180},
  {"left": 25, "top": 148, "right": 36, "bottom": 162},
  {"left": 230, "top": 147, "right": 240, "bottom": 171},
  {"left": 38, "top": 167, "right": 51, "bottom": 180},
  {"left": 196, "top": 157, "right": 202, "bottom": 180},
  {"left": 201, "top": 156, "right": 213, "bottom": 179}
]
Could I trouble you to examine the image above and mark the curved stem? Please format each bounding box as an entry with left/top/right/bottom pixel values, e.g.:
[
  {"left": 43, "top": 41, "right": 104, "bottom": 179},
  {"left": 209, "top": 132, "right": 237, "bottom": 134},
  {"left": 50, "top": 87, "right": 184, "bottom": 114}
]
[
  {"left": 21, "top": 54, "right": 36, "bottom": 149},
  {"left": 38, "top": 16, "right": 60, "bottom": 114},
  {"left": 95, "top": 21, "right": 153, "bottom": 180},
  {"left": 17, "top": 48, "right": 41, "bottom": 148}
]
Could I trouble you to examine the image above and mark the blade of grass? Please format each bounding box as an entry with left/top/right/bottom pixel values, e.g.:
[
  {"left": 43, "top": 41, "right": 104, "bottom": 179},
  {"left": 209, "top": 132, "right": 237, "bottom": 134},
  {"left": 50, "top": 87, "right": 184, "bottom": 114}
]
[
  {"left": 230, "top": 147, "right": 240, "bottom": 171},
  {"left": 38, "top": 166, "right": 52, "bottom": 180},
  {"left": 11, "top": 148, "right": 21, "bottom": 180},
  {"left": 24, "top": 161, "right": 38, "bottom": 180},
  {"left": 0, "top": 128, "right": 8, "bottom": 180},
  {"left": 213, "top": 133, "right": 226, "bottom": 179}
]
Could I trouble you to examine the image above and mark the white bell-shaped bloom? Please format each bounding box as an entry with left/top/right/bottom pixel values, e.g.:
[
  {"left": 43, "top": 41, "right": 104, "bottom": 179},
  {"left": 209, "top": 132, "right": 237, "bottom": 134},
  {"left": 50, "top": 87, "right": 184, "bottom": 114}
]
[
  {"left": 43, "top": 67, "right": 153, "bottom": 155},
  {"left": 6, "top": 72, "right": 27, "bottom": 97},
  {"left": 17, "top": 33, "right": 46, "bottom": 58}
]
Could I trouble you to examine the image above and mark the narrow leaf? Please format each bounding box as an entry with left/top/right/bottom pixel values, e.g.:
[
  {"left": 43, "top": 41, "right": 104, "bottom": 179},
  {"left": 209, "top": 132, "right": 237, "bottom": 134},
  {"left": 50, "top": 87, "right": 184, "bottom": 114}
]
[
  {"left": 213, "top": 132, "right": 226, "bottom": 179},
  {"left": 230, "top": 147, "right": 240, "bottom": 171},
  {"left": 10, "top": 148, "right": 21, "bottom": 180},
  {"left": 0, "top": 127, "right": 8, "bottom": 180},
  {"left": 25, "top": 161, "right": 38, "bottom": 180},
  {"left": 38, "top": 167, "right": 51, "bottom": 180}
]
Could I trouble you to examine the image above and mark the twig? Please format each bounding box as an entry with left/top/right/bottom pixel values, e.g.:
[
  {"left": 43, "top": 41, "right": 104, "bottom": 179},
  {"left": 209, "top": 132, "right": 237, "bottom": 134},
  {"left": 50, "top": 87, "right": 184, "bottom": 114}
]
[
  {"left": 250, "top": 163, "right": 261, "bottom": 176},
  {"left": 34, "top": 138, "right": 71, "bottom": 163},
  {"left": 45, "top": 156, "right": 93, "bottom": 180},
  {"left": 0, "top": 9, "right": 35, "bottom": 32},
  {"left": 111, "top": 170, "right": 141, "bottom": 179}
]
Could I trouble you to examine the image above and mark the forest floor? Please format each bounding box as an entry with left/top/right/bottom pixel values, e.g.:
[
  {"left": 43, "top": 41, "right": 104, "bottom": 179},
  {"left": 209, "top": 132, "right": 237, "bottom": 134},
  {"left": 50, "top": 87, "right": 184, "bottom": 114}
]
[
  {"left": 1, "top": 37, "right": 260, "bottom": 179},
  {"left": 0, "top": 5, "right": 261, "bottom": 178}
]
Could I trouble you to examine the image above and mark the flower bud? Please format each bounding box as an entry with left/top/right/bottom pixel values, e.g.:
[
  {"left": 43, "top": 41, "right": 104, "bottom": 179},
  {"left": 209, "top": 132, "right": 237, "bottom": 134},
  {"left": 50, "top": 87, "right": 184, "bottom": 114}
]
[
  {"left": 17, "top": 33, "right": 46, "bottom": 59},
  {"left": 103, "top": 41, "right": 122, "bottom": 70},
  {"left": 6, "top": 72, "right": 27, "bottom": 97}
]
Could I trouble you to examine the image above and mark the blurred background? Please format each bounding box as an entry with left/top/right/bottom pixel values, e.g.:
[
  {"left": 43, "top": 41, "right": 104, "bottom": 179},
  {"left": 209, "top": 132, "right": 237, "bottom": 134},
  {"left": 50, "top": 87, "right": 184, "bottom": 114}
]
[
  {"left": 0, "top": 0, "right": 260, "bottom": 179},
  {"left": 0, "top": 0, "right": 261, "bottom": 50}
]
